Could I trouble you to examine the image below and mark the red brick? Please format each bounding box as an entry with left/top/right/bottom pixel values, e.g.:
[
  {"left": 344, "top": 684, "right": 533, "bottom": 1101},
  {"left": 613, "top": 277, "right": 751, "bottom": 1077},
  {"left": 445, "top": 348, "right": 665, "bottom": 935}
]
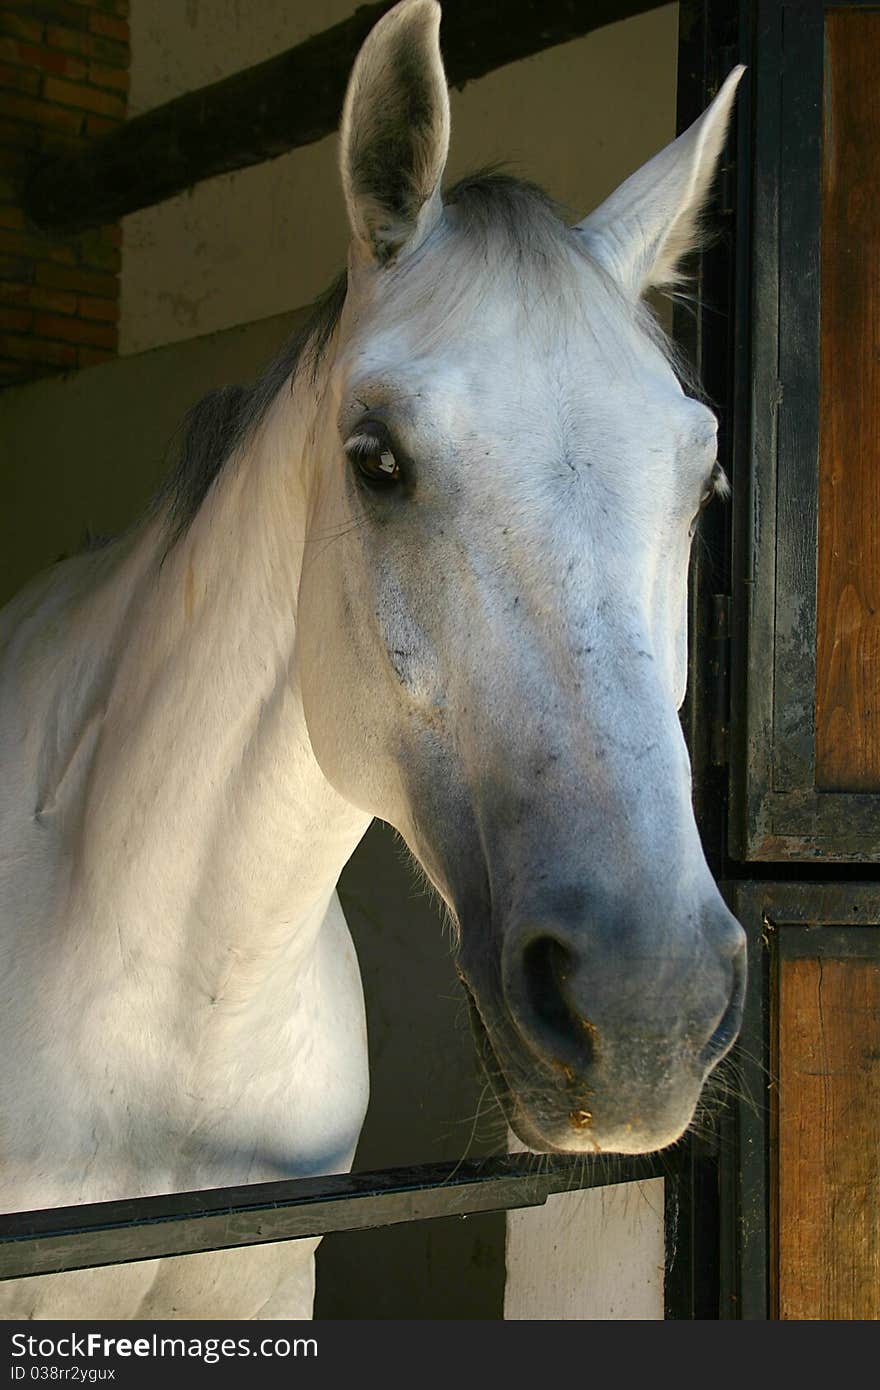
[
  {"left": 77, "top": 344, "right": 114, "bottom": 367},
  {"left": 5, "top": 3, "right": 88, "bottom": 31},
  {"left": 0, "top": 116, "right": 40, "bottom": 146},
  {"left": 0, "top": 149, "right": 25, "bottom": 176},
  {"left": 87, "top": 61, "right": 126, "bottom": 92},
  {"left": 77, "top": 292, "right": 117, "bottom": 321},
  {"left": 0, "top": 355, "right": 39, "bottom": 381},
  {"left": 35, "top": 260, "right": 116, "bottom": 296},
  {"left": 0, "top": 17, "right": 45, "bottom": 46},
  {"left": 0, "top": 62, "right": 41, "bottom": 95},
  {"left": 0, "top": 279, "right": 30, "bottom": 303},
  {"left": 0, "top": 254, "right": 30, "bottom": 280},
  {"left": 0, "top": 91, "right": 84, "bottom": 134},
  {"left": 89, "top": 33, "right": 127, "bottom": 66},
  {"left": 74, "top": 0, "right": 129, "bottom": 16},
  {"left": 84, "top": 112, "right": 120, "bottom": 136},
  {"left": 0, "top": 229, "right": 26, "bottom": 255},
  {"left": 45, "top": 25, "right": 126, "bottom": 67},
  {"left": 42, "top": 75, "right": 124, "bottom": 117},
  {"left": 44, "top": 24, "right": 87, "bottom": 56},
  {"left": 33, "top": 310, "right": 115, "bottom": 347},
  {"left": 6, "top": 40, "right": 88, "bottom": 79},
  {"left": 0, "top": 332, "right": 77, "bottom": 365},
  {"left": 1, "top": 282, "right": 82, "bottom": 317},
  {"left": 0, "top": 227, "right": 54, "bottom": 258},
  {"left": 0, "top": 4, "right": 125, "bottom": 384},
  {"left": 77, "top": 229, "right": 120, "bottom": 271},
  {"left": 88, "top": 13, "right": 127, "bottom": 43},
  {"left": 45, "top": 243, "right": 78, "bottom": 265},
  {"left": 0, "top": 304, "right": 31, "bottom": 331},
  {"left": 0, "top": 206, "right": 26, "bottom": 230},
  {"left": 29, "top": 284, "right": 77, "bottom": 313},
  {"left": 0, "top": 232, "right": 79, "bottom": 267}
]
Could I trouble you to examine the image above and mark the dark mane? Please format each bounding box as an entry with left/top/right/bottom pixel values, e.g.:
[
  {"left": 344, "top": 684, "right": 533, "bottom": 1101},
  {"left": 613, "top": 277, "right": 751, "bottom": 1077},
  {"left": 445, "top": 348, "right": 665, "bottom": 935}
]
[
  {"left": 444, "top": 168, "right": 569, "bottom": 249},
  {"left": 162, "top": 271, "right": 348, "bottom": 546}
]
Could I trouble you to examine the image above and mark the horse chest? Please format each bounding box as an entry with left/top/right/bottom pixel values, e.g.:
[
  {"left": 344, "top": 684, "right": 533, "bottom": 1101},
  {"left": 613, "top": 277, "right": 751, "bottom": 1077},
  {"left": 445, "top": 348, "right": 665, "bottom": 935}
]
[{"left": 1, "top": 887, "right": 368, "bottom": 1212}]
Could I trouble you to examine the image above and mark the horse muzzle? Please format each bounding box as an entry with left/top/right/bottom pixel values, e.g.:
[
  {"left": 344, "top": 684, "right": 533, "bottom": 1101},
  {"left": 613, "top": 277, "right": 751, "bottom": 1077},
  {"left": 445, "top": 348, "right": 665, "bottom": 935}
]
[{"left": 459, "top": 895, "right": 746, "bottom": 1154}]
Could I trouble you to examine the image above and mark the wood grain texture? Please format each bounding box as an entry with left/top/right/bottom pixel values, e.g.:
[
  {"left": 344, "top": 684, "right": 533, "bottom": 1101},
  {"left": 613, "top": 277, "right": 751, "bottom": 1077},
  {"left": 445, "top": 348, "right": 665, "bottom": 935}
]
[
  {"left": 776, "top": 954, "right": 880, "bottom": 1319},
  {"left": 815, "top": 11, "right": 880, "bottom": 790}
]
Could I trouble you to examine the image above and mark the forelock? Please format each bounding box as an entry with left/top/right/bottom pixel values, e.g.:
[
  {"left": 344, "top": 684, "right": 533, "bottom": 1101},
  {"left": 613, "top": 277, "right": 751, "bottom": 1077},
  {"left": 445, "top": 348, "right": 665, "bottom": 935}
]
[{"left": 379, "top": 171, "right": 691, "bottom": 384}]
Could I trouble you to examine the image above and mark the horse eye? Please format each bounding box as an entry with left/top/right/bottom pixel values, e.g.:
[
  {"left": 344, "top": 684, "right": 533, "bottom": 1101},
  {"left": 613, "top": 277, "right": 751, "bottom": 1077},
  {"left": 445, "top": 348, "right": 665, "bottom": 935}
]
[
  {"left": 345, "top": 430, "right": 402, "bottom": 489},
  {"left": 706, "top": 462, "right": 730, "bottom": 504},
  {"left": 690, "top": 487, "right": 713, "bottom": 535},
  {"left": 690, "top": 464, "right": 727, "bottom": 532}
]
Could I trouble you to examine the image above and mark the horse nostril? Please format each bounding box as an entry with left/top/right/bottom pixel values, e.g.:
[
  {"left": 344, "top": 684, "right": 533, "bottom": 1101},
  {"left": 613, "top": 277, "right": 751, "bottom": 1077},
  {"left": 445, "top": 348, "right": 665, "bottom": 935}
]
[{"left": 517, "top": 934, "right": 596, "bottom": 1068}]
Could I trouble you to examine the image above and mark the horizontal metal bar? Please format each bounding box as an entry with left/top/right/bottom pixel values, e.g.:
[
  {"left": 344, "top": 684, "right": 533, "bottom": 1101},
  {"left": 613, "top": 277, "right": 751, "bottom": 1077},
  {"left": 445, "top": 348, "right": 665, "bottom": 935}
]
[{"left": 0, "top": 1154, "right": 670, "bottom": 1281}]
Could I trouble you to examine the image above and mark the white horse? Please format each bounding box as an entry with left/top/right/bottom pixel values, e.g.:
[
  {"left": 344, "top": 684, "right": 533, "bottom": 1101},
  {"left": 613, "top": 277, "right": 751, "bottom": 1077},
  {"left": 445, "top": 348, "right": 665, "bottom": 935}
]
[{"left": 0, "top": 0, "right": 745, "bottom": 1320}]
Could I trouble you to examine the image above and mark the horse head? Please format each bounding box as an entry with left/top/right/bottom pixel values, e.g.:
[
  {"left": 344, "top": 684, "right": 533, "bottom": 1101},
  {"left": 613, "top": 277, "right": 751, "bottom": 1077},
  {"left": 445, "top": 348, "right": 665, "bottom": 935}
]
[{"left": 297, "top": 0, "right": 746, "bottom": 1154}]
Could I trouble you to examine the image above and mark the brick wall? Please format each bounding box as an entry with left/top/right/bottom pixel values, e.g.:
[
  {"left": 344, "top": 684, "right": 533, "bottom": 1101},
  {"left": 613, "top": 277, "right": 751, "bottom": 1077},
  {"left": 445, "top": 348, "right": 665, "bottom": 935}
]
[{"left": 0, "top": 1, "right": 128, "bottom": 387}]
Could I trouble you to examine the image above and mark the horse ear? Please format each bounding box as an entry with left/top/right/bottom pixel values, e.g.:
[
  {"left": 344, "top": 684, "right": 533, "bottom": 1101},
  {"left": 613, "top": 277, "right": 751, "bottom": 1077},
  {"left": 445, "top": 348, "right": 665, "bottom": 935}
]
[
  {"left": 340, "top": 0, "right": 450, "bottom": 267},
  {"left": 575, "top": 66, "right": 744, "bottom": 296}
]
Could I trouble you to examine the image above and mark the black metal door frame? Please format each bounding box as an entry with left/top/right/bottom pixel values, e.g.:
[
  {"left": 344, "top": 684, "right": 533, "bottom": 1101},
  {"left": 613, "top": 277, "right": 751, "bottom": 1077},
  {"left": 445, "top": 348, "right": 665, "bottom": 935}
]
[
  {"left": 679, "top": 0, "right": 880, "bottom": 1319},
  {"left": 665, "top": 0, "right": 751, "bottom": 1321}
]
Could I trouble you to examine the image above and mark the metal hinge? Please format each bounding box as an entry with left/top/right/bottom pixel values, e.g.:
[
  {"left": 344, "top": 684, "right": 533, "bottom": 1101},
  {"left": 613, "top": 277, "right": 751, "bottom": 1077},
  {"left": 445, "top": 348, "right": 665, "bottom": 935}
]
[{"left": 709, "top": 594, "right": 731, "bottom": 768}]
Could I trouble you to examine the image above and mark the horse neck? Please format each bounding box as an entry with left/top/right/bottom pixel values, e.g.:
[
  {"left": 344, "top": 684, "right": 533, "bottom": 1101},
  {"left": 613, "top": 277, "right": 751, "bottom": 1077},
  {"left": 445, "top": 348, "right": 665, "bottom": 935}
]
[{"left": 87, "top": 367, "right": 369, "bottom": 1007}]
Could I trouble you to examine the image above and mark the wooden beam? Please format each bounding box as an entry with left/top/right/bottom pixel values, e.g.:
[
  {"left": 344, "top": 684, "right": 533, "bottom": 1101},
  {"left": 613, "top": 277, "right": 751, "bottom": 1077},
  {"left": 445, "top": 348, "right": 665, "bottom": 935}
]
[{"left": 23, "top": 0, "right": 670, "bottom": 234}]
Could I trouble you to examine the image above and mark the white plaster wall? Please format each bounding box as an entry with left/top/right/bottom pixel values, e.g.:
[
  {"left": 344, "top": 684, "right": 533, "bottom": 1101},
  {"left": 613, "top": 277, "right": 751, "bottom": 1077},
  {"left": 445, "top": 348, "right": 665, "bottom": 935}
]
[
  {"left": 121, "top": 1, "right": 679, "bottom": 353},
  {"left": 128, "top": 0, "right": 359, "bottom": 110},
  {"left": 506, "top": 1181, "right": 666, "bottom": 1320}
]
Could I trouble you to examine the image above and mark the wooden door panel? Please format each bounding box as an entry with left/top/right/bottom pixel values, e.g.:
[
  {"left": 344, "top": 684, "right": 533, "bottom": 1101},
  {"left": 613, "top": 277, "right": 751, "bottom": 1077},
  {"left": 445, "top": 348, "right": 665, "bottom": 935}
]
[
  {"left": 776, "top": 951, "right": 880, "bottom": 1318},
  {"left": 816, "top": 10, "right": 880, "bottom": 792},
  {"left": 731, "top": 0, "right": 880, "bottom": 857},
  {"left": 725, "top": 885, "right": 880, "bottom": 1320}
]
